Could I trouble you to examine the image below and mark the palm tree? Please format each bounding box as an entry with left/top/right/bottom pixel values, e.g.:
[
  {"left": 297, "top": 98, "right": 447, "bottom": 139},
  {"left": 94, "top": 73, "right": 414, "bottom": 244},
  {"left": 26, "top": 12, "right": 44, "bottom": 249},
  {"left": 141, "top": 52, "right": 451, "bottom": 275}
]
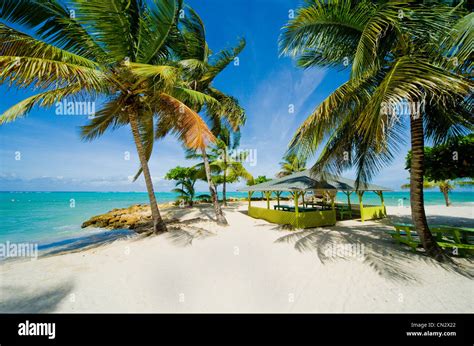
[
  {"left": 402, "top": 179, "right": 474, "bottom": 207},
  {"left": 156, "top": 7, "right": 246, "bottom": 224},
  {"left": 280, "top": 0, "right": 473, "bottom": 260},
  {"left": 173, "top": 178, "right": 196, "bottom": 206},
  {"left": 401, "top": 179, "right": 452, "bottom": 206},
  {"left": 184, "top": 133, "right": 253, "bottom": 206},
  {"left": 247, "top": 175, "right": 271, "bottom": 199},
  {"left": 277, "top": 153, "right": 307, "bottom": 178},
  {"left": 211, "top": 127, "right": 253, "bottom": 205},
  {"left": 0, "top": 0, "right": 218, "bottom": 233},
  {"left": 165, "top": 166, "right": 200, "bottom": 206},
  {"left": 436, "top": 181, "right": 454, "bottom": 207}
]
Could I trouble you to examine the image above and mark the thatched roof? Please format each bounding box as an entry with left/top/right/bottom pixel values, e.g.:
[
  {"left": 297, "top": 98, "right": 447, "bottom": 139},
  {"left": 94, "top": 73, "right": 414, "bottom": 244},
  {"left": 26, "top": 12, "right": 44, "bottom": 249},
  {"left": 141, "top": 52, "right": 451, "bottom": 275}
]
[{"left": 238, "top": 170, "right": 391, "bottom": 192}]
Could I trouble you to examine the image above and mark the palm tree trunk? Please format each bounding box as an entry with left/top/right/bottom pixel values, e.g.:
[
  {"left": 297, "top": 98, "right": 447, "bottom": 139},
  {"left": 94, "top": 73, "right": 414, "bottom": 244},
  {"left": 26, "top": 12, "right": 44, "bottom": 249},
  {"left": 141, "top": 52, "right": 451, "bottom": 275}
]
[
  {"left": 201, "top": 148, "right": 228, "bottom": 225},
  {"left": 223, "top": 176, "right": 227, "bottom": 206},
  {"left": 129, "top": 111, "right": 167, "bottom": 234},
  {"left": 410, "top": 114, "right": 447, "bottom": 261},
  {"left": 441, "top": 188, "right": 451, "bottom": 207},
  {"left": 223, "top": 154, "right": 227, "bottom": 206}
]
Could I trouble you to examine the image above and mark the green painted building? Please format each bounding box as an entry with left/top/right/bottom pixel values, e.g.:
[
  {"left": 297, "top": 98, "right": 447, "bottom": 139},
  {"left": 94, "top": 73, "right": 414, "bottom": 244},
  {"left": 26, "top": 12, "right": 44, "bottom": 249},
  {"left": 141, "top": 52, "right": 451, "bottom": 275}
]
[{"left": 238, "top": 170, "right": 391, "bottom": 229}]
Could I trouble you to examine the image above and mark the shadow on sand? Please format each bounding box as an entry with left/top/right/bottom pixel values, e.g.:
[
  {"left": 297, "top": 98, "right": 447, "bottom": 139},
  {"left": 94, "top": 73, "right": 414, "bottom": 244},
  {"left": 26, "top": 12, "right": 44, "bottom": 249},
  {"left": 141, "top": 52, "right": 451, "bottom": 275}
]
[
  {"left": 0, "top": 282, "right": 74, "bottom": 313},
  {"left": 274, "top": 221, "right": 473, "bottom": 283},
  {"left": 163, "top": 216, "right": 217, "bottom": 247},
  {"left": 166, "top": 203, "right": 239, "bottom": 222}
]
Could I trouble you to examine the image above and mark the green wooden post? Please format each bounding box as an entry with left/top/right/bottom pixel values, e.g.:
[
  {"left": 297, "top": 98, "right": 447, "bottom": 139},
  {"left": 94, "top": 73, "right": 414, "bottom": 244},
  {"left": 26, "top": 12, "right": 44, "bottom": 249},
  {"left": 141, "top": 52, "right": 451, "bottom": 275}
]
[
  {"left": 358, "top": 191, "right": 365, "bottom": 222},
  {"left": 345, "top": 191, "right": 353, "bottom": 218},
  {"left": 330, "top": 193, "right": 336, "bottom": 224},
  {"left": 265, "top": 191, "right": 271, "bottom": 209},
  {"left": 302, "top": 191, "right": 305, "bottom": 206},
  {"left": 380, "top": 191, "right": 385, "bottom": 213},
  {"left": 294, "top": 191, "right": 299, "bottom": 228},
  {"left": 276, "top": 191, "right": 281, "bottom": 206},
  {"left": 344, "top": 191, "right": 352, "bottom": 210},
  {"left": 376, "top": 190, "right": 386, "bottom": 216},
  {"left": 248, "top": 191, "right": 253, "bottom": 208}
]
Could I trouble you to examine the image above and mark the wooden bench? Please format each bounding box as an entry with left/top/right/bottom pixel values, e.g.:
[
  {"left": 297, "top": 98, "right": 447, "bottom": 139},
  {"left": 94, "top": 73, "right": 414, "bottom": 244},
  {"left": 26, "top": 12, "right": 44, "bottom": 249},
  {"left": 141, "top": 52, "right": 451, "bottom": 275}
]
[
  {"left": 274, "top": 204, "right": 292, "bottom": 211},
  {"left": 336, "top": 205, "right": 352, "bottom": 220},
  {"left": 273, "top": 205, "right": 325, "bottom": 213},
  {"left": 389, "top": 223, "right": 474, "bottom": 256}
]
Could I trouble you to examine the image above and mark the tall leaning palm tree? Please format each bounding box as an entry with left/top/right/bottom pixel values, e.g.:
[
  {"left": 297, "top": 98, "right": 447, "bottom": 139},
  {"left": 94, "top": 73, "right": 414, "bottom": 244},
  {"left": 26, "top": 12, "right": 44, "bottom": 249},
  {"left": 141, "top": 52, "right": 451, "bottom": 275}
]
[
  {"left": 156, "top": 6, "right": 246, "bottom": 224},
  {"left": 280, "top": 0, "right": 473, "bottom": 261},
  {"left": 0, "top": 0, "right": 217, "bottom": 233}
]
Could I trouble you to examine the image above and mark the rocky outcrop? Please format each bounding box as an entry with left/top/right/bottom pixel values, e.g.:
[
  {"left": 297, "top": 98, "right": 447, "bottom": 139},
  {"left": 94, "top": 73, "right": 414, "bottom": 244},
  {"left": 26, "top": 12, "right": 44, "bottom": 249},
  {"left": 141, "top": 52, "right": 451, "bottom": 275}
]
[{"left": 81, "top": 204, "right": 160, "bottom": 233}]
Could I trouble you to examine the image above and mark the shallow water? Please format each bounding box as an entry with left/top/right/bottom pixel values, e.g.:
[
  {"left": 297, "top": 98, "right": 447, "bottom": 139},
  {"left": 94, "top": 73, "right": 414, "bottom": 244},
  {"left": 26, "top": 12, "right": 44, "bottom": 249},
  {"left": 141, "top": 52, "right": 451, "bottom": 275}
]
[{"left": 0, "top": 191, "right": 472, "bottom": 251}]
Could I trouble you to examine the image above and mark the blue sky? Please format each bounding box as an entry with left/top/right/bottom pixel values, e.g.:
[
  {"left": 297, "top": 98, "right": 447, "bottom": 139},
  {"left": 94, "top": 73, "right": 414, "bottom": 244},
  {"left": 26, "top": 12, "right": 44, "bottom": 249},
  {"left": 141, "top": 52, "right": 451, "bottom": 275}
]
[{"left": 0, "top": 0, "right": 411, "bottom": 192}]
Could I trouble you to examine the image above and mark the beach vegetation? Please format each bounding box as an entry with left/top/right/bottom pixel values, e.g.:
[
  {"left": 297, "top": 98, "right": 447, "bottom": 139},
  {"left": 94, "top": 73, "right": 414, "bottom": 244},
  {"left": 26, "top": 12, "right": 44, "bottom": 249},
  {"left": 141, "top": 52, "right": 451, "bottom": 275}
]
[
  {"left": 155, "top": 7, "right": 246, "bottom": 225},
  {"left": 404, "top": 134, "right": 474, "bottom": 206},
  {"left": 165, "top": 166, "right": 201, "bottom": 206},
  {"left": 187, "top": 127, "right": 253, "bottom": 205},
  {"left": 279, "top": 0, "right": 473, "bottom": 261},
  {"left": 277, "top": 153, "right": 307, "bottom": 178},
  {"left": 0, "top": 0, "right": 239, "bottom": 232}
]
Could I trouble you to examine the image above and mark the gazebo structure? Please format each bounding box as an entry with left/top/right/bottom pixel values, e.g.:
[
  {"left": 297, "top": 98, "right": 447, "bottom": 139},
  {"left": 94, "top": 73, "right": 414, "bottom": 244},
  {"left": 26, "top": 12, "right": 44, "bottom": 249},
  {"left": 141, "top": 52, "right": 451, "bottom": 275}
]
[{"left": 238, "top": 170, "right": 391, "bottom": 229}]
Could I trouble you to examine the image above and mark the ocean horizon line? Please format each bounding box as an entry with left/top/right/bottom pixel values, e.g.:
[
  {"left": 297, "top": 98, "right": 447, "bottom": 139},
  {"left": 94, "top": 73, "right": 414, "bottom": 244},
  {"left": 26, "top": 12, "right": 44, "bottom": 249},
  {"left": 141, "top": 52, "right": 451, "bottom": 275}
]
[
  {"left": 0, "top": 190, "right": 247, "bottom": 194},
  {"left": 1, "top": 189, "right": 473, "bottom": 193}
]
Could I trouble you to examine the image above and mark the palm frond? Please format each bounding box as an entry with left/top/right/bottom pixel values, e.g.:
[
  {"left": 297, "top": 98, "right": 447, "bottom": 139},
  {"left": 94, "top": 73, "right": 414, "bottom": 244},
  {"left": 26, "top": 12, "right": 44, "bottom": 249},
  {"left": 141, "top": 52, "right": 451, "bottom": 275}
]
[
  {"left": 288, "top": 73, "right": 376, "bottom": 160},
  {"left": 80, "top": 97, "right": 129, "bottom": 141},
  {"left": 128, "top": 62, "right": 179, "bottom": 89},
  {"left": 0, "top": 0, "right": 106, "bottom": 61},
  {"left": 351, "top": 2, "right": 401, "bottom": 79},
  {"left": 0, "top": 84, "right": 84, "bottom": 124},
  {"left": 443, "top": 12, "right": 474, "bottom": 71},
  {"left": 73, "top": 0, "right": 140, "bottom": 61},
  {"left": 170, "top": 86, "right": 219, "bottom": 109},
  {"left": 177, "top": 5, "right": 207, "bottom": 61},
  {"left": 0, "top": 55, "right": 107, "bottom": 92},
  {"left": 205, "top": 87, "right": 246, "bottom": 132},
  {"left": 202, "top": 38, "right": 246, "bottom": 85},
  {"left": 136, "top": 0, "right": 178, "bottom": 63},
  {"left": 279, "top": 0, "right": 373, "bottom": 68},
  {"left": 0, "top": 24, "right": 99, "bottom": 68},
  {"left": 356, "top": 56, "right": 472, "bottom": 144},
  {"left": 155, "top": 92, "right": 215, "bottom": 150}
]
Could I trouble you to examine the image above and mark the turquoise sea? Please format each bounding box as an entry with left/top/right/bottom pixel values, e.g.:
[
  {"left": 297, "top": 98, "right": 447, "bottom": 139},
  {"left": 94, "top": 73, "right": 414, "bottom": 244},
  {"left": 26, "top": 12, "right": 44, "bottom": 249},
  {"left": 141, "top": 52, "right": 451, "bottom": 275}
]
[{"left": 0, "top": 191, "right": 472, "bottom": 253}]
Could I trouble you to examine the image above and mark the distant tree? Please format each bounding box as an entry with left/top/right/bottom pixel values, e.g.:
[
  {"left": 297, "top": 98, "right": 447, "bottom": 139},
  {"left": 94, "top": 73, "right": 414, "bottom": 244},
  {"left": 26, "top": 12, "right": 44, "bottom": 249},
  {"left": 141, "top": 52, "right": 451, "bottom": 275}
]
[
  {"left": 247, "top": 175, "right": 271, "bottom": 199},
  {"left": 165, "top": 166, "right": 200, "bottom": 206},
  {"left": 209, "top": 128, "right": 253, "bottom": 205},
  {"left": 248, "top": 176, "right": 272, "bottom": 185},
  {"left": 409, "top": 134, "right": 474, "bottom": 181},
  {"left": 277, "top": 153, "right": 307, "bottom": 178},
  {"left": 186, "top": 128, "right": 253, "bottom": 206},
  {"left": 401, "top": 179, "right": 455, "bottom": 207},
  {"left": 404, "top": 134, "right": 474, "bottom": 206}
]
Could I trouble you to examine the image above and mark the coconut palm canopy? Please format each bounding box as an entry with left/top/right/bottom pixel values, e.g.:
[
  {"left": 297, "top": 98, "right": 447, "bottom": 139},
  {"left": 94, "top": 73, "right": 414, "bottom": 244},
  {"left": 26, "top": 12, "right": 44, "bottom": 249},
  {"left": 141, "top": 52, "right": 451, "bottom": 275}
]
[
  {"left": 0, "top": 0, "right": 245, "bottom": 231},
  {"left": 280, "top": 0, "right": 473, "bottom": 183},
  {"left": 279, "top": 0, "right": 472, "bottom": 260},
  {"left": 238, "top": 170, "right": 391, "bottom": 192}
]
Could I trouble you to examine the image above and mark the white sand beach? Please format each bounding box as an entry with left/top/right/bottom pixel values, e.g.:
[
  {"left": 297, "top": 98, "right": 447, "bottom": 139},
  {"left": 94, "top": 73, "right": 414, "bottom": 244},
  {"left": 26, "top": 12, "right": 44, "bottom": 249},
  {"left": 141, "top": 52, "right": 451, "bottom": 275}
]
[{"left": 0, "top": 202, "right": 473, "bottom": 313}]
